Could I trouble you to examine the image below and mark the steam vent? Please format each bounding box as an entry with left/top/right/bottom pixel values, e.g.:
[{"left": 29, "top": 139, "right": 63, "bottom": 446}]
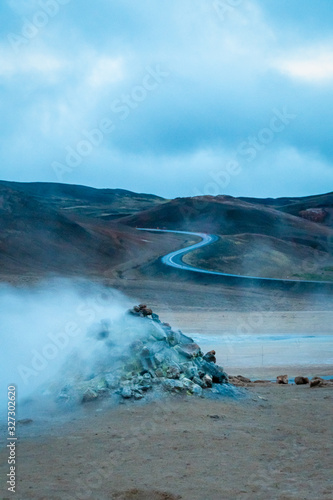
[{"left": 57, "top": 305, "right": 232, "bottom": 404}]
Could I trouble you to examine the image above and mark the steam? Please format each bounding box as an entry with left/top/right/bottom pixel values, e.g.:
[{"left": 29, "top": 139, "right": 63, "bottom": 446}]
[{"left": 0, "top": 278, "right": 141, "bottom": 407}]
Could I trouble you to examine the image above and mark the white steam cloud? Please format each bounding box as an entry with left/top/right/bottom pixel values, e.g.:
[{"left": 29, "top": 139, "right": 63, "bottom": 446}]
[{"left": 0, "top": 278, "right": 140, "bottom": 406}]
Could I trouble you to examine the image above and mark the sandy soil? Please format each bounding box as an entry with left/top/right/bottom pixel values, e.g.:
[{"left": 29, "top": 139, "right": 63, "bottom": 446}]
[
  {"left": 1, "top": 269, "right": 332, "bottom": 500},
  {"left": 1, "top": 384, "right": 332, "bottom": 500}
]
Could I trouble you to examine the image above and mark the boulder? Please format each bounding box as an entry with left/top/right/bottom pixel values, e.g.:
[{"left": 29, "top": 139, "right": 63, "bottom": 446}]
[
  {"left": 277, "top": 375, "right": 288, "bottom": 384},
  {"left": 294, "top": 376, "right": 309, "bottom": 385}
]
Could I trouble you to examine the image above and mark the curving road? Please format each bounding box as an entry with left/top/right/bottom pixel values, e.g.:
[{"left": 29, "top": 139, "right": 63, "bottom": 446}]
[{"left": 137, "top": 228, "right": 333, "bottom": 285}]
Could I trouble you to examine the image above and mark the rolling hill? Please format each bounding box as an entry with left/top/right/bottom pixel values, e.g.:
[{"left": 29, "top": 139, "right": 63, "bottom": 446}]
[{"left": 1, "top": 181, "right": 332, "bottom": 282}]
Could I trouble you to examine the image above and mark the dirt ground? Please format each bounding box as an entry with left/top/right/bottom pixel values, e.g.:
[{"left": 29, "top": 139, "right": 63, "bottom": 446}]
[
  {"left": 1, "top": 271, "right": 332, "bottom": 500},
  {"left": 1, "top": 383, "right": 332, "bottom": 500}
]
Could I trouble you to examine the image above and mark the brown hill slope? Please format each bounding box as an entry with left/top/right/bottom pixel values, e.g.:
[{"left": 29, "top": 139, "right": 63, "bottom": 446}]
[
  {"left": 119, "top": 195, "right": 333, "bottom": 280},
  {"left": 119, "top": 195, "right": 333, "bottom": 251},
  {"left": 0, "top": 181, "right": 166, "bottom": 220},
  {"left": 240, "top": 192, "right": 333, "bottom": 228},
  {"left": 0, "top": 184, "right": 147, "bottom": 276}
]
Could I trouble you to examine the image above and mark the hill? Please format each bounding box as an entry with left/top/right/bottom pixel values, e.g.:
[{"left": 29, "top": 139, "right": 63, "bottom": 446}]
[
  {"left": 119, "top": 195, "right": 333, "bottom": 281},
  {"left": 0, "top": 181, "right": 166, "bottom": 220},
  {"left": 240, "top": 192, "right": 333, "bottom": 228}
]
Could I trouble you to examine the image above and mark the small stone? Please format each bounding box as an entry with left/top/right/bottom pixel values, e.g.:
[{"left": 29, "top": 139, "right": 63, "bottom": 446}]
[
  {"left": 203, "top": 350, "right": 216, "bottom": 363},
  {"left": 277, "top": 375, "right": 288, "bottom": 384},
  {"left": 155, "top": 368, "right": 164, "bottom": 377},
  {"left": 201, "top": 361, "right": 228, "bottom": 384},
  {"left": 175, "top": 343, "right": 202, "bottom": 359},
  {"left": 310, "top": 377, "right": 324, "bottom": 388},
  {"left": 162, "top": 379, "right": 186, "bottom": 393},
  {"left": 193, "top": 376, "right": 206, "bottom": 388},
  {"left": 166, "top": 366, "right": 181, "bottom": 379},
  {"left": 82, "top": 388, "right": 98, "bottom": 403},
  {"left": 121, "top": 387, "right": 133, "bottom": 399},
  {"left": 191, "top": 384, "right": 203, "bottom": 396},
  {"left": 294, "top": 376, "right": 309, "bottom": 385},
  {"left": 202, "top": 374, "right": 213, "bottom": 388},
  {"left": 236, "top": 375, "right": 251, "bottom": 383}
]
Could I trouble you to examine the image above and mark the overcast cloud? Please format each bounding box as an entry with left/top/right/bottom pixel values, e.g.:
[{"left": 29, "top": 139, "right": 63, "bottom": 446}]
[{"left": 0, "top": 0, "right": 332, "bottom": 198}]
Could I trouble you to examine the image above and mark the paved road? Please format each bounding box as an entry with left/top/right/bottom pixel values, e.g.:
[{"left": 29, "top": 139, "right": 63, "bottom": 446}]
[{"left": 137, "top": 228, "right": 332, "bottom": 284}]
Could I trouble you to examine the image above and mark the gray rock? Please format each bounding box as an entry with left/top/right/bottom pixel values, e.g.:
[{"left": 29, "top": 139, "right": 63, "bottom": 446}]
[
  {"left": 162, "top": 379, "right": 186, "bottom": 393},
  {"left": 200, "top": 361, "right": 228, "bottom": 384},
  {"left": 82, "top": 388, "right": 99, "bottom": 403},
  {"left": 191, "top": 384, "right": 203, "bottom": 396},
  {"left": 193, "top": 376, "right": 206, "bottom": 388},
  {"left": 202, "top": 374, "right": 213, "bottom": 388},
  {"left": 121, "top": 387, "right": 133, "bottom": 399},
  {"left": 166, "top": 366, "right": 181, "bottom": 379}
]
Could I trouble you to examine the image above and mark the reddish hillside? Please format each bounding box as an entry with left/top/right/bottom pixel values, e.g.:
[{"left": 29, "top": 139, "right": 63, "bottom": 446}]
[{"left": 0, "top": 184, "right": 141, "bottom": 276}]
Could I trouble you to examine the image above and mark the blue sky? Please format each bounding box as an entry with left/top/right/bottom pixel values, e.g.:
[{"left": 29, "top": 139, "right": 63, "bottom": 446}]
[{"left": 0, "top": 0, "right": 333, "bottom": 198}]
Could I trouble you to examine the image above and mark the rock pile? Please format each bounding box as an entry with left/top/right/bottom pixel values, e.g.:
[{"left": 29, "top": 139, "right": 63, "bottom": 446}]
[{"left": 57, "top": 304, "right": 230, "bottom": 404}]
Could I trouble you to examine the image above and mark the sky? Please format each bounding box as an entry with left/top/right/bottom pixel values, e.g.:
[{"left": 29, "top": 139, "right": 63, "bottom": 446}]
[{"left": 0, "top": 0, "right": 333, "bottom": 199}]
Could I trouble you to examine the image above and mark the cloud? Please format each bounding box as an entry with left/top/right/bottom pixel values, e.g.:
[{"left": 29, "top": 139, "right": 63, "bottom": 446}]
[
  {"left": 87, "top": 56, "right": 125, "bottom": 88},
  {"left": 273, "top": 44, "right": 333, "bottom": 83},
  {"left": 0, "top": 0, "right": 332, "bottom": 198}
]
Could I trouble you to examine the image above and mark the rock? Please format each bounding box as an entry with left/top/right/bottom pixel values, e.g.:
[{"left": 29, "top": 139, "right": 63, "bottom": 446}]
[
  {"left": 310, "top": 377, "right": 325, "bottom": 388},
  {"left": 191, "top": 384, "right": 203, "bottom": 396},
  {"left": 184, "top": 365, "right": 199, "bottom": 380},
  {"left": 294, "top": 376, "right": 309, "bottom": 385},
  {"left": 162, "top": 379, "right": 186, "bottom": 393},
  {"left": 166, "top": 366, "right": 181, "bottom": 379},
  {"left": 133, "top": 390, "right": 144, "bottom": 400},
  {"left": 82, "top": 388, "right": 99, "bottom": 403},
  {"left": 202, "top": 374, "right": 213, "bottom": 388},
  {"left": 151, "top": 312, "right": 160, "bottom": 322},
  {"left": 236, "top": 375, "right": 251, "bottom": 383},
  {"left": 200, "top": 361, "right": 228, "bottom": 384},
  {"left": 141, "top": 307, "right": 153, "bottom": 317},
  {"left": 150, "top": 324, "right": 167, "bottom": 341},
  {"left": 121, "top": 387, "right": 133, "bottom": 399},
  {"left": 175, "top": 343, "right": 202, "bottom": 359},
  {"left": 203, "top": 350, "right": 216, "bottom": 363},
  {"left": 155, "top": 368, "right": 164, "bottom": 377},
  {"left": 193, "top": 376, "right": 206, "bottom": 388},
  {"left": 277, "top": 375, "right": 288, "bottom": 384},
  {"left": 138, "top": 304, "right": 147, "bottom": 310}
]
